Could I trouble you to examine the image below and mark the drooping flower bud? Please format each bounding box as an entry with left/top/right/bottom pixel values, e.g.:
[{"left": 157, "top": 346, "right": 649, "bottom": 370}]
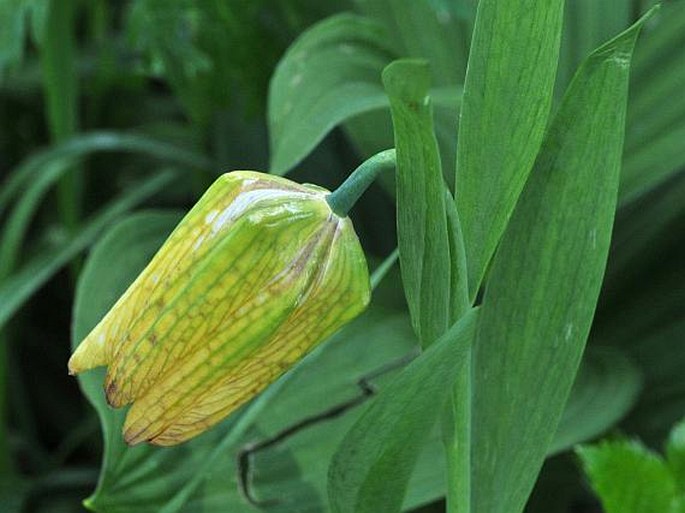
[{"left": 68, "top": 171, "right": 370, "bottom": 446}]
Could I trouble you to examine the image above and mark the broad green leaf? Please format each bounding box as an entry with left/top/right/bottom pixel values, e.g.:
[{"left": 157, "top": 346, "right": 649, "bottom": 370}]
[
  {"left": 550, "top": 348, "right": 642, "bottom": 454},
  {"left": 328, "top": 309, "right": 479, "bottom": 513},
  {"left": 469, "top": 12, "right": 653, "bottom": 513},
  {"left": 268, "top": 13, "right": 396, "bottom": 175},
  {"left": 577, "top": 440, "right": 681, "bottom": 513},
  {"left": 382, "top": 59, "right": 467, "bottom": 346},
  {"left": 0, "top": 171, "right": 178, "bottom": 331},
  {"left": 454, "top": 0, "right": 564, "bottom": 299},
  {"left": 353, "top": 0, "right": 473, "bottom": 85}
]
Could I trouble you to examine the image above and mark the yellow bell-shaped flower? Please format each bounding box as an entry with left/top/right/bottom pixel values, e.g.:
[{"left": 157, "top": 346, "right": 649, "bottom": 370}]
[{"left": 68, "top": 171, "right": 370, "bottom": 446}]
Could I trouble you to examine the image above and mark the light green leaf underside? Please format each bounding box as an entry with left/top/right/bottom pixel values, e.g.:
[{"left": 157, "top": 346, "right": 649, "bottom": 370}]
[{"left": 268, "top": 13, "right": 396, "bottom": 175}]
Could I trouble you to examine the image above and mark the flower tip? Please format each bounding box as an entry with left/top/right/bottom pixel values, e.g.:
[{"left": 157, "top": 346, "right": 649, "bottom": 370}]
[
  {"left": 68, "top": 332, "right": 109, "bottom": 375},
  {"left": 67, "top": 353, "right": 86, "bottom": 376}
]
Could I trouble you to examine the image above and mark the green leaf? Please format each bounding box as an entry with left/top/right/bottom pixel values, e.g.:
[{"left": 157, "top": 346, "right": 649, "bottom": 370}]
[
  {"left": 328, "top": 309, "right": 479, "bottom": 513},
  {"left": 550, "top": 348, "right": 642, "bottom": 454},
  {"left": 577, "top": 440, "right": 681, "bottom": 513},
  {"left": 455, "top": 0, "right": 565, "bottom": 299},
  {"left": 620, "top": 2, "right": 685, "bottom": 203},
  {"left": 0, "top": 171, "right": 178, "bottom": 331},
  {"left": 0, "top": 0, "right": 27, "bottom": 77},
  {"left": 468, "top": 11, "right": 654, "bottom": 513},
  {"left": 353, "top": 0, "right": 473, "bottom": 85},
  {"left": 605, "top": 171, "right": 685, "bottom": 290},
  {"left": 557, "top": 0, "right": 632, "bottom": 93},
  {"left": 382, "top": 59, "right": 467, "bottom": 346},
  {"left": 0, "top": 0, "right": 46, "bottom": 77},
  {"left": 622, "top": 124, "right": 685, "bottom": 204},
  {"left": 268, "top": 13, "right": 396, "bottom": 175},
  {"left": 618, "top": 318, "right": 685, "bottom": 442},
  {"left": 39, "top": 0, "right": 81, "bottom": 232},
  {"left": 0, "top": 130, "right": 209, "bottom": 284},
  {"left": 667, "top": 418, "right": 685, "bottom": 494},
  {"left": 0, "top": 131, "right": 211, "bottom": 220}
]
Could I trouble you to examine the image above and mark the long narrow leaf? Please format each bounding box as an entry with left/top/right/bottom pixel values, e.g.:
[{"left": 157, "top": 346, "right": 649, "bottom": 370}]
[
  {"left": 328, "top": 309, "right": 479, "bottom": 513},
  {"left": 455, "top": 0, "right": 565, "bottom": 299},
  {"left": 382, "top": 59, "right": 466, "bottom": 346},
  {"left": 0, "top": 131, "right": 212, "bottom": 218},
  {"left": 469, "top": 10, "right": 654, "bottom": 513}
]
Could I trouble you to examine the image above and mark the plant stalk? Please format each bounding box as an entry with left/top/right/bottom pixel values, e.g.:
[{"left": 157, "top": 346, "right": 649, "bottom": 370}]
[{"left": 326, "top": 149, "right": 396, "bottom": 217}]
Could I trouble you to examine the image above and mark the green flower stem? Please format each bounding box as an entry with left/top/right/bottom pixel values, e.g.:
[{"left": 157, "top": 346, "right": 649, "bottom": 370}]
[{"left": 326, "top": 149, "right": 396, "bottom": 217}]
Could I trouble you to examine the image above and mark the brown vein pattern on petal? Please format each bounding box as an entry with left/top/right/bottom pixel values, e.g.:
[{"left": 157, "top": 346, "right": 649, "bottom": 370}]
[
  {"left": 125, "top": 217, "right": 370, "bottom": 446},
  {"left": 121, "top": 218, "right": 342, "bottom": 445},
  {"left": 68, "top": 170, "right": 371, "bottom": 446},
  {"left": 103, "top": 198, "right": 329, "bottom": 408},
  {"left": 68, "top": 173, "right": 247, "bottom": 376}
]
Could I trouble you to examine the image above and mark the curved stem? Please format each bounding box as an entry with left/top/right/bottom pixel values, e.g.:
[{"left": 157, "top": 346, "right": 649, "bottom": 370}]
[{"left": 326, "top": 149, "right": 396, "bottom": 217}]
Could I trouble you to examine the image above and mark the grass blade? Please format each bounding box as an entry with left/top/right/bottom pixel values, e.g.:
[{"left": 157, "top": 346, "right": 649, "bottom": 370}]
[
  {"left": 0, "top": 131, "right": 211, "bottom": 219},
  {"left": 39, "top": 0, "right": 81, "bottom": 233}
]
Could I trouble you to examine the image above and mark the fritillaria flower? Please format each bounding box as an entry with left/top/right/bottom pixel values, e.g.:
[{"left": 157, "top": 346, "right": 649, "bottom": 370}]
[{"left": 69, "top": 171, "right": 370, "bottom": 446}]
